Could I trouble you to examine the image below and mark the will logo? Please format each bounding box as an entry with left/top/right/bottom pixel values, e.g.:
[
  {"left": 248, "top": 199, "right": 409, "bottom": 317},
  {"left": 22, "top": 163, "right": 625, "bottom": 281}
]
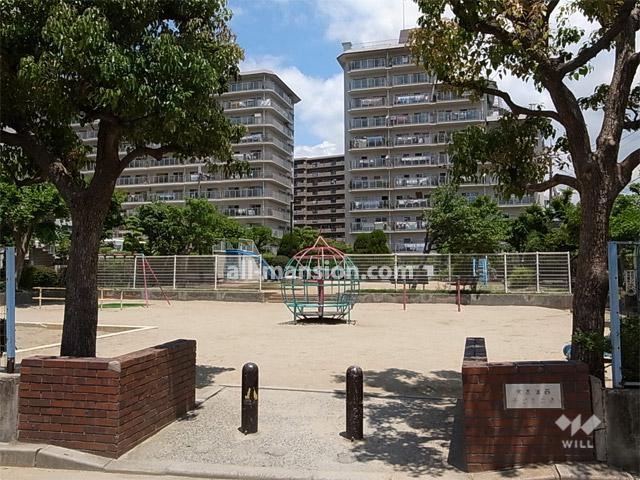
[
  {"left": 555, "top": 414, "right": 601, "bottom": 436},
  {"left": 555, "top": 414, "right": 600, "bottom": 449}
]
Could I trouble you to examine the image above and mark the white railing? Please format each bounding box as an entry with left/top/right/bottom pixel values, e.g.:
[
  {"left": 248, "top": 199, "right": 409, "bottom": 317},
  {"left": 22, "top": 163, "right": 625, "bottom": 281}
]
[{"left": 96, "top": 252, "right": 572, "bottom": 294}]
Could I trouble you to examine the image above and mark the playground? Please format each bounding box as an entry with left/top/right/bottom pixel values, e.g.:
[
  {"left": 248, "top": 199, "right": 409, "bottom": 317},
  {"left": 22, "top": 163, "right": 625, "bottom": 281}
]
[{"left": 11, "top": 301, "right": 573, "bottom": 395}]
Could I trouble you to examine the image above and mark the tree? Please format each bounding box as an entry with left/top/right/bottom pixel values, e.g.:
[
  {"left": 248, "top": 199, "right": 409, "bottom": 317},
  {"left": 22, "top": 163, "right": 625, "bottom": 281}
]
[
  {"left": 508, "top": 190, "right": 580, "bottom": 253},
  {"left": 1, "top": 1, "right": 244, "bottom": 356},
  {"left": 412, "top": 1, "right": 640, "bottom": 379},
  {"left": 277, "top": 227, "right": 320, "bottom": 258},
  {"left": 610, "top": 183, "right": 640, "bottom": 240},
  {"left": 353, "top": 230, "right": 391, "bottom": 254},
  {"left": 0, "top": 180, "right": 67, "bottom": 283},
  {"left": 248, "top": 226, "right": 277, "bottom": 253},
  {"left": 426, "top": 185, "right": 510, "bottom": 253},
  {"left": 127, "top": 199, "right": 247, "bottom": 255}
]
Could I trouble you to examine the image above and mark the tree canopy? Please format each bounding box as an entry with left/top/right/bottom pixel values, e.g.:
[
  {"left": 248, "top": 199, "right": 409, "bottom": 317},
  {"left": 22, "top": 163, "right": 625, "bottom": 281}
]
[
  {"left": 412, "top": 0, "right": 640, "bottom": 379},
  {"left": 353, "top": 229, "right": 391, "bottom": 254},
  {"left": 425, "top": 185, "right": 510, "bottom": 254},
  {"left": 0, "top": 0, "right": 245, "bottom": 356}
]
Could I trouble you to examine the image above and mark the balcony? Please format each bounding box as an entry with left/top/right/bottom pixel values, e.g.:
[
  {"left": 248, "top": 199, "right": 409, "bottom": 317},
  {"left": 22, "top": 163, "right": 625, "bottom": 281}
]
[
  {"left": 392, "top": 154, "right": 449, "bottom": 167},
  {"left": 351, "top": 200, "right": 389, "bottom": 210},
  {"left": 396, "top": 198, "right": 430, "bottom": 209},
  {"left": 350, "top": 77, "right": 387, "bottom": 91},
  {"left": 227, "top": 80, "right": 294, "bottom": 106},
  {"left": 394, "top": 133, "right": 451, "bottom": 146},
  {"left": 393, "top": 220, "right": 425, "bottom": 231},
  {"left": 348, "top": 57, "right": 387, "bottom": 71},
  {"left": 350, "top": 179, "right": 390, "bottom": 190},
  {"left": 350, "top": 136, "right": 387, "bottom": 149},
  {"left": 496, "top": 195, "right": 535, "bottom": 206},
  {"left": 394, "top": 243, "right": 426, "bottom": 252},
  {"left": 395, "top": 176, "right": 444, "bottom": 188},
  {"left": 350, "top": 97, "right": 386, "bottom": 109},
  {"left": 222, "top": 207, "right": 289, "bottom": 221},
  {"left": 351, "top": 158, "right": 392, "bottom": 169}
]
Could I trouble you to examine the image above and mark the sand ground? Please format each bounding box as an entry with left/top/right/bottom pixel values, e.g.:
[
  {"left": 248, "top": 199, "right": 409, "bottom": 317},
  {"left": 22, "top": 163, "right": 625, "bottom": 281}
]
[{"left": 12, "top": 301, "right": 572, "bottom": 397}]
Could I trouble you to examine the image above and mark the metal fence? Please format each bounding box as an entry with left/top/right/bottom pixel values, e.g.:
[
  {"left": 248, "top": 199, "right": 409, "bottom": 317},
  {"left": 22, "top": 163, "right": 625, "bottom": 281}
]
[
  {"left": 97, "top": 252, "right": 572, "bottom": 294},
  {"left": 607, "top": 241, "right": 639, "bottom": 387}
]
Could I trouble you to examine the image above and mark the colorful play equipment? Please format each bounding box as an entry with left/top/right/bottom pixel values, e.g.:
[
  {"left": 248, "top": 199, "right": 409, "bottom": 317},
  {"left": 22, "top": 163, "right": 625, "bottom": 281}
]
[{"left": 281, "top": 236, "right": 359, "bottom": 323}]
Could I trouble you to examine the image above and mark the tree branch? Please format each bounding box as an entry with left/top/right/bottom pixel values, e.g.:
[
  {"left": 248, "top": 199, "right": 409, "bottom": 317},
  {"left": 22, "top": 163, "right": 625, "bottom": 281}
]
[
  {"left": 119, "top": 144, "right": 178, "bottom": 168},
  {"left": 557, "top": 1, "right": 638, "bottom": 76},
  {"left": 0, "top": 129, "right": 73, "bottom": 196},
  {"left": 619, "top": 147, "right": 640, "bottom": 184},
  {"left": 480, "top": 86, "right": 563, "bottom": 122},
  {"left": 526, "top": 173, "right": 578, "bottom": 193}
]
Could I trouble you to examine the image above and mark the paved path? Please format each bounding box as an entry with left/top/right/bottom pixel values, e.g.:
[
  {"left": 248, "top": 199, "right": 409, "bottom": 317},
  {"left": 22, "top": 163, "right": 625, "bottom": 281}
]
[
  {"left": 1, "top": 467, "right": 216, "bottom": 479},
  {"left": 122, "top": 385, "right": 464, "bottom": 479}
]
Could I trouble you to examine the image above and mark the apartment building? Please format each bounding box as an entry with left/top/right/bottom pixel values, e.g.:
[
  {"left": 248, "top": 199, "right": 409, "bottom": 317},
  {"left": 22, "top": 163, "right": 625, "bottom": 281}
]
[
  {"left": 293, "top": 155, "right": 346, "bottom": 241},
  {"left": 338, "top": 30, "right": 537, "bottom": 252},
  {"left": 79, "top": 70, "right": 300, "bottom": 239}
]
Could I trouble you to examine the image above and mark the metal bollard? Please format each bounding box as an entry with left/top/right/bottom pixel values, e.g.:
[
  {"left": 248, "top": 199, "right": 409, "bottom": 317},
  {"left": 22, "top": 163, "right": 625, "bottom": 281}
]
[
  {"left": 240, "top": 362, "right": 259, "bottom": 434},
  {"left": 345, "top": 365, "right": 363, "bottom": 440}
]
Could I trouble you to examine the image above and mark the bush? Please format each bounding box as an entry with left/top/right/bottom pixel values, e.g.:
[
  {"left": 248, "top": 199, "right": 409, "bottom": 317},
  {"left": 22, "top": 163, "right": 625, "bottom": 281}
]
[
  {"left": 20, "top": 265, "right": 63, "bottom": 290},
  {"left": 508, "top": 266, "right": 535, "bottom": 289},
  {"left": 353, "top": 230, "right": 390, "bottom": 254},
  {"left": 263, "top": 253, "right": 290, "bottom": 270},
  {"left": 621, "top": 315, "right": 640, "bottom": 383}
]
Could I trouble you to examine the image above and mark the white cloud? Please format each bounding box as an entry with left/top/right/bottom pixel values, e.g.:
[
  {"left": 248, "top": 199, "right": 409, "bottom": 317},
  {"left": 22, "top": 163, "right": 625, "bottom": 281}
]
[
  {"left": 241, "top": 55, "right": 344, "bottom": 157},
  {"left": 316, "top": 0, "right": 420, "bottom": 45}
]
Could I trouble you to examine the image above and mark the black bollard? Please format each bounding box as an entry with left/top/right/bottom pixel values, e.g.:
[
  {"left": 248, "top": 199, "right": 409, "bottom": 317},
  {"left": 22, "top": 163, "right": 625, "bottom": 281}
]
[
  {"left": 240, "top": 362, "right": 259, "bottom": 434},
  {"left": 345, "top": 365, "right": 363, "bottom": 440}
]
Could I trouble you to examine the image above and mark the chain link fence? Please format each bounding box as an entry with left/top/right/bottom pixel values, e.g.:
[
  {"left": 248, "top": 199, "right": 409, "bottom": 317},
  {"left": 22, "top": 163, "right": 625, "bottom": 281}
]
[{"left": 97, "top": 252, "right": 572, "bottom": 294}]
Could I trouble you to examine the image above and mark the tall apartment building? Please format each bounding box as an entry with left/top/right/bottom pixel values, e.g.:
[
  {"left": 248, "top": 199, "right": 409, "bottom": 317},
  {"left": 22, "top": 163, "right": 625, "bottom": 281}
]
[
  {"left": 293, "top": 155, "right": 346, "bottom": 241},
  {"left": 79, "top": 70, "right": 300, "bottom": 239},
  {"left": 338, "top": 30, "right": 537, "bottom": 252}
]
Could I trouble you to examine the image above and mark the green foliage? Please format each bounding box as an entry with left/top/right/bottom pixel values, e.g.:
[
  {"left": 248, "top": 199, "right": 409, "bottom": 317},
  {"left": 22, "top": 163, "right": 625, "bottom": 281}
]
[
  {"left": 276, "top": 227, "right": 350, "bottom": 257},
  {"left": 125, "top": 199, "right": 248, "bottom": 255},
  {"left": 620, "top": 315, "right": 640, "bottom": 383},
  {"left": 353, "top": 230, "right": 391, "bottom": 254},
  {"left": 508, "top": 266, "right": 536, "bottom": 289},
  {"left": 509, "top": 190, "right": 580, "bottom": 253},
  {"left": 276, "top": 227, "right": 319, "bottom": 257},
  {"left": 262, "top": 253, "right": 289, "bottom": 270},
  {"left": 103, "top": 191, "right": 125, "bottom": 238},
  {"left": 247, "top": 226, "right": 277, "bottom": 253},
  {"left": 19, "top": 265, "right": 62, "bottom": 289},
  {"left": 1, "top": 0, "right": 245, "bottom": 167},
  {"left": 448, "top": 115, "right": 555, "bottom": 198},
  {"left": 610, "top": 184, "right": 640, "bottom": 241},
  {"left": 426, "top": 185, "right": 510, "bottom": 253}
]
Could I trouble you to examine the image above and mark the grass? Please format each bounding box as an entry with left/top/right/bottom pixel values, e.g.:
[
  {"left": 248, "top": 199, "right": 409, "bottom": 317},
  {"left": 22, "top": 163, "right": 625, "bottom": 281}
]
[{"left": 100, "top": 302, "right": 146, "bottom": 309}]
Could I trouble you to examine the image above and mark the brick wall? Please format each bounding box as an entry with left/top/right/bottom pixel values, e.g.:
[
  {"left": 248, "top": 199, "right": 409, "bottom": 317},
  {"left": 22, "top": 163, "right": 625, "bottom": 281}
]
[
  {"left": 18, "top": 339, "right": 196, "bottom": 457},
  {"left": 462, "top": 337, "right": 595, "bottom": 472}
]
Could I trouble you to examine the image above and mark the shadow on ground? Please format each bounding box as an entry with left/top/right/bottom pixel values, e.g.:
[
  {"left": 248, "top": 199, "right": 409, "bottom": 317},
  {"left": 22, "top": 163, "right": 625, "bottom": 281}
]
[
  {"left": 196, "top": 364, "right": 235, "bottom": 388},
  {"left": 333, "top": 367, "right": 462, "bottom": 398},
  {"left": 333, "top": 368, "right": 465, "bottom": 477}
]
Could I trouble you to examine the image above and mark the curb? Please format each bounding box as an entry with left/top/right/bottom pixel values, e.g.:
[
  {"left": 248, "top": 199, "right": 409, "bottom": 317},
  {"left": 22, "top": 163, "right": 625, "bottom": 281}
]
[{"left": 0, "top": 442, "right": 635, "bottom": 480}]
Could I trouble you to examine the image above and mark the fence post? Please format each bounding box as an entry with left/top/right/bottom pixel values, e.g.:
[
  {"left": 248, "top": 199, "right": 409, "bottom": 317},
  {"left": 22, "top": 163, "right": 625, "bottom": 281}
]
[
  {"left": 535, "top": 252, "right": 540, "bottom": 293},
  {"left": 214, "top": 255, "right": 218, "bottom": 291},
  {"left": 258, "top": 254, "right": 263, "bottom": 292},
  {"left": 607, "top": 242, "right": 623, "bottom": 388},
  {"left": 394, "top": 254, "right": 398, "bottom": 291},
  {"left": 172, "top": 255, "right": 177, "bottom": 290},
  {"left": 132, "top": 255, "right": 137, "bottom": 289},
  {"left": 503, "top": 253, "right": 508, "bottom": 293},
  {"left": 447, "top": 253, "right": 452, "bottom": 283},
  {"left": 5, "top": 247, "right": 16, "bottom": 373},
  {"left": 566, "top": 251, "right": 572, "bottom": 294}
]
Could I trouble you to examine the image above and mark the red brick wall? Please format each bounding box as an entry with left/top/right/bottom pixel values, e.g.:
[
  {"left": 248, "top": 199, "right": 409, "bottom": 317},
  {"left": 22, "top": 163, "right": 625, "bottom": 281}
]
[
  {"left": 18, "top": 339, "right": 196, "bottom": 457},
  {"left": 462, "top": 337, "right": 595, "bottom": 472}
]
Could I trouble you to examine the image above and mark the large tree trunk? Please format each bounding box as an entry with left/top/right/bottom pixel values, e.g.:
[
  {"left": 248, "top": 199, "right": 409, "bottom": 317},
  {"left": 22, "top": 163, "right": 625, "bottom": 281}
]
[
  {"left": 571, "top": 188, "right": 615, "bottom": 381},
  {"left": 60, "top": 198, "right": 110, "bottom": 357}
]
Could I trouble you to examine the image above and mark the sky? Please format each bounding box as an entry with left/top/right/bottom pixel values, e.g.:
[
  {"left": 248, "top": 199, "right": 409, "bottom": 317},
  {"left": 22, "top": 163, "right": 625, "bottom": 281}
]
[{"left": 228, "top": 0, "right": 640, "bottom": 165}]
